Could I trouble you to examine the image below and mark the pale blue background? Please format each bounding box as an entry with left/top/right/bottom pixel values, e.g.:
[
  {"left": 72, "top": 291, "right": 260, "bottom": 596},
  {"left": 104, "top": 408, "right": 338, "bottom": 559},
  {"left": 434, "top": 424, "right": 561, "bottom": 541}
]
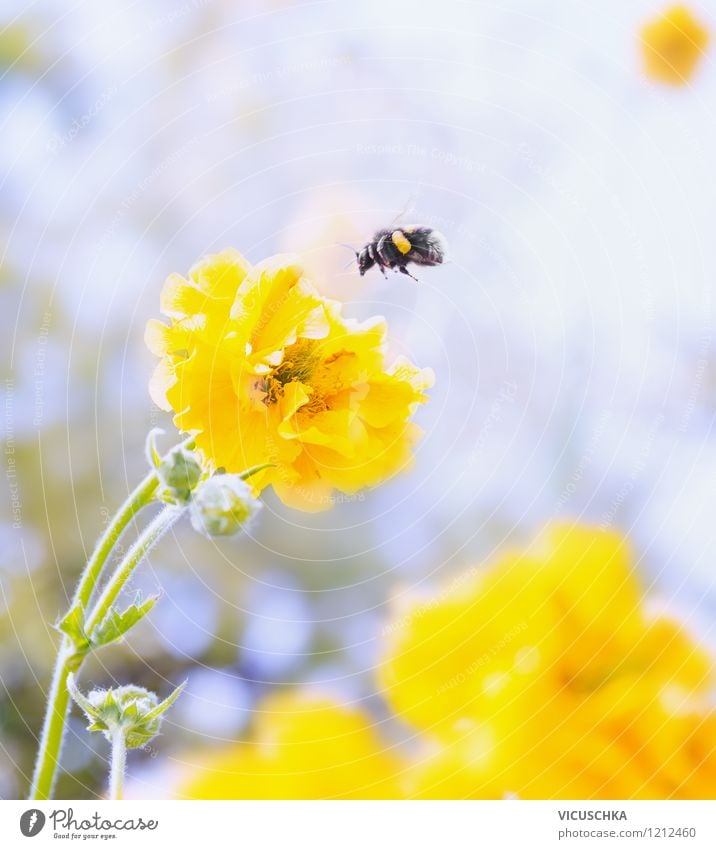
[{"left": 1, "top": 0, "right": 716, "bottom": 797}]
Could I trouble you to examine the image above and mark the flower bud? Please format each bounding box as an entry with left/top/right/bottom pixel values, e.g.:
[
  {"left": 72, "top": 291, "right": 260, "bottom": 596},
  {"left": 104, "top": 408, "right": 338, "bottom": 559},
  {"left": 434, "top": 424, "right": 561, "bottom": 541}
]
[
  {"left": 189, "top": 475, "right": 262, "bottom": 537},
  {"left": 67, "top": 674, "right": 185, "bottom": 749},
  {"left": 157, "top": 446, "right": 202, "bottom": 504}
]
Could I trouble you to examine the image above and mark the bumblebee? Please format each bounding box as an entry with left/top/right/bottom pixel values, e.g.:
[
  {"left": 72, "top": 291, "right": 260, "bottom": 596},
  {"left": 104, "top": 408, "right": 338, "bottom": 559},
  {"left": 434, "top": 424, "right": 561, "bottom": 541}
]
[{"left": 356, "top": 226, "right": 447, "bottom": 281}]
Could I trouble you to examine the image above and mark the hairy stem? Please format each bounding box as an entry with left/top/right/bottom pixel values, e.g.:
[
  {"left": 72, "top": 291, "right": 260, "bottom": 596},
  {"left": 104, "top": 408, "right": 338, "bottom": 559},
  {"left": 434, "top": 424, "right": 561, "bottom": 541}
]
[
  {"left": 108, "top": 732, "right": 127, "bottom": 801},
  {"left": 29, "top": 438, "right": 194, "bottom": 801},
  {"left": 28, "top": 642, "right": 83, "bottom": 801},
  {"left": 75, "top": 471, "right": 160, "bottom": 610},
  {"left": 30, "top": 472, "right": 159, "bottom": 800},
  {"left": 85, "top": 506, "right": 183, "bottom": 635}
]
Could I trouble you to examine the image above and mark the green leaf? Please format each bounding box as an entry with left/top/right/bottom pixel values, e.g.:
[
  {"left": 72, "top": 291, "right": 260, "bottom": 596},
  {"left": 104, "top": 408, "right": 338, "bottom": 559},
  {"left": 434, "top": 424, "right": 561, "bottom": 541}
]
[
  {"left": 90, "top": 593, "right": 159, "bottom": 648},
  {"left": 56, "top": 604, "right": 90, "bottom": 653},
  {"left": 142, "top": 679, "right": 187, "bottom": 723}
]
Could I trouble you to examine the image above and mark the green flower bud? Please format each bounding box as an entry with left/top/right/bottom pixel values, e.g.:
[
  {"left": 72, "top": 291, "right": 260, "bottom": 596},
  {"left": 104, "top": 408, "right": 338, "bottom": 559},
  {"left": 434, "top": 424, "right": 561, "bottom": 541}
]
[
  {"left": 157, "top": 446, "right": 202, "bottom": 504},
  {"left": 189, "top": 475, "right": 262, "bottom": 537},
  {"left": 145, "top": 428, "right": 202, "bottom": 504},
  {"left": 67, "top": 674, "right": 185, "bottom": 749}
]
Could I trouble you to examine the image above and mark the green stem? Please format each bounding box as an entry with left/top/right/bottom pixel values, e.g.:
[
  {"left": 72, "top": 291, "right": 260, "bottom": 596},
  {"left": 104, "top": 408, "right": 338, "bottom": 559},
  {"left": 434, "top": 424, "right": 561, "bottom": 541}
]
[
  {"left": 85, "top": 506, "right": 183, "bottom": 635},
  {"left": 29, "top": 470, "right": 159, "bottom": 801},
  {"left": 28, "top": 641, "right": 83, "bottom": 801},
  {"left": 29, "top": 438, "right": 194, "bottom": 801},
  {"left": 75, "top": 470, "right": 160, "bottom": 610},
  {"left": 74, "top": 434, "right": 193, "bottom": 612},
  {"left": 108, "top": 732, "right": 127, "bottom": 800}
]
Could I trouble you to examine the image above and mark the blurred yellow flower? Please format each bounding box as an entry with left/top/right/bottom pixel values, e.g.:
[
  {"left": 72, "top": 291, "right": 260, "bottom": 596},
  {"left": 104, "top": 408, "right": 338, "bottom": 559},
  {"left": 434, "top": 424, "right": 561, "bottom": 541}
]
[
  {"left": 169, "top": 524, "right": 715, "bottom": 800},
  {"left": 146, "top": 249, "right": 433, "bottom": 511},
  {"left": 379, "top": 545, "right": 561, "bottom": 733},
  {"left": 178, "top": 692, "right": 405, "bottom": 799},
  {"left": 641, "top": 5, "right": 709, "bottom": 85},
  {"left": 380, "top": 522, "right": 716, "bottom": 799}
]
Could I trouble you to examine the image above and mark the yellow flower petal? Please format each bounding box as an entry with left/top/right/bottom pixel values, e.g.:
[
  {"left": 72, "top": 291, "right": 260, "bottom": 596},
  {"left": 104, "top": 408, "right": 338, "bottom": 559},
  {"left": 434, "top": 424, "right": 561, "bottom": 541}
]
[
  {"left": 531, "top": 522, "right": 646, "bottom": 686},
  {"left": 189, "top": 247, "right": 251, "bottom": 299},
  {"left": 177, "top": 692, "right": 406, "bottom": 800}
]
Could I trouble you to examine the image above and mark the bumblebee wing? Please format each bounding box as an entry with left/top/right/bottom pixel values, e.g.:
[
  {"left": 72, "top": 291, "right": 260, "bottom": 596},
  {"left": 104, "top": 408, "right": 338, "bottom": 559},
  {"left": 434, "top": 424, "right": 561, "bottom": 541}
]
[
  {"left": 389, "top": 189, "right": 423, "bottom": 228},
  {"left": 409, "top": 230, "right": 448, "bottom": 266}
]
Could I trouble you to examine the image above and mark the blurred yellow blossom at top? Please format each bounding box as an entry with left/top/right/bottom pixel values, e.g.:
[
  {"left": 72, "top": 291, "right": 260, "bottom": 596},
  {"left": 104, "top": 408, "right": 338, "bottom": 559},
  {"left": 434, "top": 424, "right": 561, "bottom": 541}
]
[
  {"left": 146, "top": 249, "right": 433, "bottom": 511},
  {"left": 178, "top": 692, "right": 405, "bottom": 799},
  {"left": 380, "top": 522, "right": 716, "bottom": 799},
  {"left": 641, "top": 5, "right": 710, "bottom": 85}
]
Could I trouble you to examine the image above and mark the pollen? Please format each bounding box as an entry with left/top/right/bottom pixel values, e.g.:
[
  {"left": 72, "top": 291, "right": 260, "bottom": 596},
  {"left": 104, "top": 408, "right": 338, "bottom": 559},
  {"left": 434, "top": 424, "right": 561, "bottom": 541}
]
[
  {"left": 391, "top": 230, "right": 412, "bottom": 255},
  {"left": 272, "top": 339, "right": 319, "bottom": 389}
]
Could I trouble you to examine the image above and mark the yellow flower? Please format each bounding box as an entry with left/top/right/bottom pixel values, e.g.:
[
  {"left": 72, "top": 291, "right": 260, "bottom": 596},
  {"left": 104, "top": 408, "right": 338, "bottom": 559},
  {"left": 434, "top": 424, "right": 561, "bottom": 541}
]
[
  {"left": 177, "top": 692, "right": 406, "bottom": 799},
  {"left": 146, "top": 249, "right": 432, "bottom": 511},
  {"left": 379, "top": 548, "right": 561, "bottom": 734},
  {"left": 163, "top": 523, "right": 716, "bottom": 800},
  {"left": 380, "top": 522, "right": 716, "bottom": 799},
  {"left": 641, "top": 5, "right": 709, "bottom": 85}
]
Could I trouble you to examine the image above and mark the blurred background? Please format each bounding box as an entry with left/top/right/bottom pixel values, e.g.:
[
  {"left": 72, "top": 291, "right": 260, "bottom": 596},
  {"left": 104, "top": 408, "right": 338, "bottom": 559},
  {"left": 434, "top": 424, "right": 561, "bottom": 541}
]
[{"left": 2, "top": 0, "right": 716, "bottom": 798}]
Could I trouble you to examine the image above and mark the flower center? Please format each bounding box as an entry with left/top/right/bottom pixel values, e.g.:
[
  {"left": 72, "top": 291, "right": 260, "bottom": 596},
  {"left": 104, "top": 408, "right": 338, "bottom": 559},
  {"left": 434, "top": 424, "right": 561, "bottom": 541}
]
[{"left": 263, "top": 339, "right": 320, "bottom": 404}]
